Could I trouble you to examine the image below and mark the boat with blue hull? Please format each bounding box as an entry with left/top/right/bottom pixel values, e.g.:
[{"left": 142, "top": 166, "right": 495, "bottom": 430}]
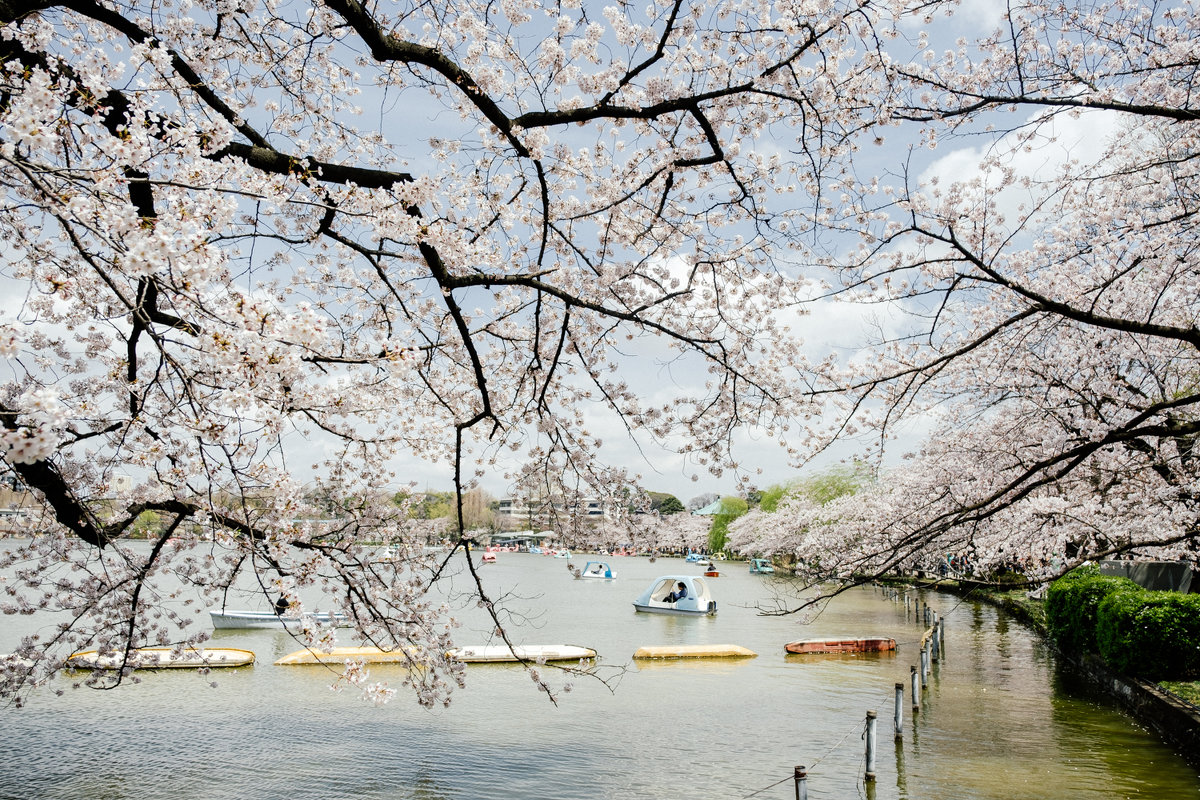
[
  {"left": 749, "top": 558, "right": 775, "bottom": 574},
  {"left": 632, "top": 575, "right": 717, "bottom": 616}
]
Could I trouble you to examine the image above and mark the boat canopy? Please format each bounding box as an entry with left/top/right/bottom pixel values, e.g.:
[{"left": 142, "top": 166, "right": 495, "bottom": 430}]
[
  {"left": 632, "top": 575, "right": 716, "bottom": 616},
  {"left": 578, "top": 561, "right": 614, "bottom": 579}
]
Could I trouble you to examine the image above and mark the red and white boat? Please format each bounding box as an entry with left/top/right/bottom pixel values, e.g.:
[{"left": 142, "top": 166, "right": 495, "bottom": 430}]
[{"left": 784, "top": 637, "right": 896, "bottom": 655}]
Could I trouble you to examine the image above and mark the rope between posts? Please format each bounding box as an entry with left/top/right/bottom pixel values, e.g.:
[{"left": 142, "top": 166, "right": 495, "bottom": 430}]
[
  {"left": 739, "top": 773, "right": 793, "bottom": 798},
  {"left": 740, "top": 711, "right": 872, "bottom": 799},
  {"left": 807, "top": 712, "right": 869, "bottom": 770},
  {"left": 856, "top": 751, "right": 871, "bottom": 799}
]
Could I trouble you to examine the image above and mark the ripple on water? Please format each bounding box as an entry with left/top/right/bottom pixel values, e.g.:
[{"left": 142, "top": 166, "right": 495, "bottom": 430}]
[{"left": 2, "top": 555, "right": 1197, "bottom": 800}]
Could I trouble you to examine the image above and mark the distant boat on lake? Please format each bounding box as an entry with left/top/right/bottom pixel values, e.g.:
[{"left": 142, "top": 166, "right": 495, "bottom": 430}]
[
  {"left": 750, "top": 558, "right": 775, "bottom": 574},
  {"left": 209, "top": 608, "right": 351, "bottom": 629},
  {"left": 574, "top": 561, "right": 615, "bottom": 579}
]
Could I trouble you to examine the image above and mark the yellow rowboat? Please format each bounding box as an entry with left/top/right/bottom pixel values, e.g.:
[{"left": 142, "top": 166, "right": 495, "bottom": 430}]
[
  {"left": 632, "top": 644, "right": 757, "bottom": 660},
  {"left": 67, "top": 647, "right": 255, "bottom": 670},
  {"left": 274, "top": 646, "right": 416, "bottom": 665}
]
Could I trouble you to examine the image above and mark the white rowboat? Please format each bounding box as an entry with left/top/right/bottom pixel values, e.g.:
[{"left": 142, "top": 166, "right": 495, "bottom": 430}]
[
  {"left": 446, "top": 644, "right": 596, "bottom": 663},
  {"left": 209, "top": 608, "right": 351, "bottom": 629},
  {"left": 67, "top": 647, "right": 255, "bottom": 670}
]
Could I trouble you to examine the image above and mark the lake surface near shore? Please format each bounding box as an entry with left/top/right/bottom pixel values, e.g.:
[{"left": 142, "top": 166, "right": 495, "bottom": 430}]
[{"left": 2, "top": 547, "right": 1198, "bottom": 799}]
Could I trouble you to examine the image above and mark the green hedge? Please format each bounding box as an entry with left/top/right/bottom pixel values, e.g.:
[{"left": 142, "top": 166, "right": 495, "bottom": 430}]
[
  {"left": 1044, "top": 566, "right": 1140, "bottom": 653},
  {"left": 1044, "top": 566, "right": 1200, "bottom": 680},
  {"left": 1096, "top": 590, "right": 1200, "bottom": 680}
]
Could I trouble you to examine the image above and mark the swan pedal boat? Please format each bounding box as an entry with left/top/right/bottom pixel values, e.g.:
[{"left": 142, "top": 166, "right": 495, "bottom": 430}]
[
  {"left": 632, "top": 575, "right": 717, "bottom": 616},
  {"left": 575, "top": 561, "right": 615, "bottom": 579},
  {"left": 67, "top": 647, "right": 255, "bottom": 670}
]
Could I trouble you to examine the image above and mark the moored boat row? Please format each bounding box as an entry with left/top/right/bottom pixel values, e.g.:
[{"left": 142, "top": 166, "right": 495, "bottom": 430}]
[
  {"left": 58, "top": 636, "right": 898, "bottom": 672},
  {"left": 57, "top": 564, "right": 896, "bottom": 674}
]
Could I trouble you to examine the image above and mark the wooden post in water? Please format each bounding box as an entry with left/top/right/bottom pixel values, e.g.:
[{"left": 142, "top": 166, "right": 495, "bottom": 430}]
[
  {"left": 920, "top": 644, "right": 929, "bottom": 688},
  {"left": 894, "top": 682, "right": 904, "bottom": 739},
  {"left": 910, "top": 665, "right": 920, "bottom": 712},
  {"left": 923, "top": 605, "right": 931, "bottom": 626},
  {"left": 931, "top": 613, "right": 940, "bottom": 663},
  {"left": 865, "top": 710, "right": 878, "bottom": 781},
  {"left": 793, "top": 765, "right": 807, "bottom": 800},
  {"left": 939, "top": 617, "right": 946, "bottom": 656}
]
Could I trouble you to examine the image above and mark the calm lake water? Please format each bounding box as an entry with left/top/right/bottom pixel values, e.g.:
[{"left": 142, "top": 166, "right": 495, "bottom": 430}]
[{"left": 2, "top": 548, "right": 1198, "bottom": 799}]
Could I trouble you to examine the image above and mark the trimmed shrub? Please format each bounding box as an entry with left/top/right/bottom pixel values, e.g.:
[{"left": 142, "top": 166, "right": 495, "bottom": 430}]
[
  {"left": 1044, "top": 566, "right": 1140, "bottom": 653},
  {"left": 1096, "top": 591, "right": 1200, "bottom": 680}
]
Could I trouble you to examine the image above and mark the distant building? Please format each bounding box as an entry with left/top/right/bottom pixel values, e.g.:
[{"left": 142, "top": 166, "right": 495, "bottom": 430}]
[
  {"left": 498, "top": 496, "right": 609, "bottom": 523},
  {"left": 488, "top": 530, "right": 558, "bottom": 549},
  {"left": 0, "top": 507, "right": 31, "bottom": 533}
]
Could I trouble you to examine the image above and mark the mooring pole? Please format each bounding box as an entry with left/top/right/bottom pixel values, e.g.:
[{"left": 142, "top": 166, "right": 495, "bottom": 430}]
[
  {"left": 865, "top": 710, "right": 878, "bottom": 781},
  {"left": 794, "top": 765, "right": 807, "bottom": 800},
  {"left": 910, "top": 665, "right": 920, "bottom": 712},
  {"left": 920, "top": 644, "right": 929, "bottom": 688},
  {"left": 894, "top": 682, "right": 904, "bottom": 739}
]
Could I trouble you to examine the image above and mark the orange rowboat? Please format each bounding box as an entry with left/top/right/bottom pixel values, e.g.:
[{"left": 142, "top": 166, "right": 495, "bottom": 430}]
[{"left": 784, "top": 638, "right": 896, "bottom": 655}]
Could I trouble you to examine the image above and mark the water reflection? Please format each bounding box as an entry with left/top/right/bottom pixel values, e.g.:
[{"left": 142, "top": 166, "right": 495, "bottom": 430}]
[{"left": 1, "top": 551, "right": 1197, "bottom": 799}]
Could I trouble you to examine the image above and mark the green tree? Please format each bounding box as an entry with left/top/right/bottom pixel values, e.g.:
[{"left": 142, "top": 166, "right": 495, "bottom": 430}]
[
  {"left": 655, "top": 494, "right": 685, "bottom": 515},
  {"left": 758, "top": 484, "right": 789, "bottom": 512},
  {"left": 393, "top": 490, "right": 455, "bottom": 520},
  {"left": 648, "top": 491, "right": 686, "bottom": 515},
  {"left": 759, "top": 463, "right": 874, "bottom": 512},
  {"left": 709, "top": 496, "right": 749, "bottom": 553},
  {"left": 795, "top": 463, "right": 873, "bottom": 505},
  {"left": 130, "top": 510, "right": 163, "bottom": 539}
]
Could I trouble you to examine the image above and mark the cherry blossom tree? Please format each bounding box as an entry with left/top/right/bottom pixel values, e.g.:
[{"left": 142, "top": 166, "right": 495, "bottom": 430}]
[
  {"left": 0, "top": 0, "right": 920, "bottom": 705},
  {"left": 6, "top": 0, "right": 1192, "bottom": 703},
  {"left": 745, "top": 1, "right": 1200, "bottom": 593}
]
